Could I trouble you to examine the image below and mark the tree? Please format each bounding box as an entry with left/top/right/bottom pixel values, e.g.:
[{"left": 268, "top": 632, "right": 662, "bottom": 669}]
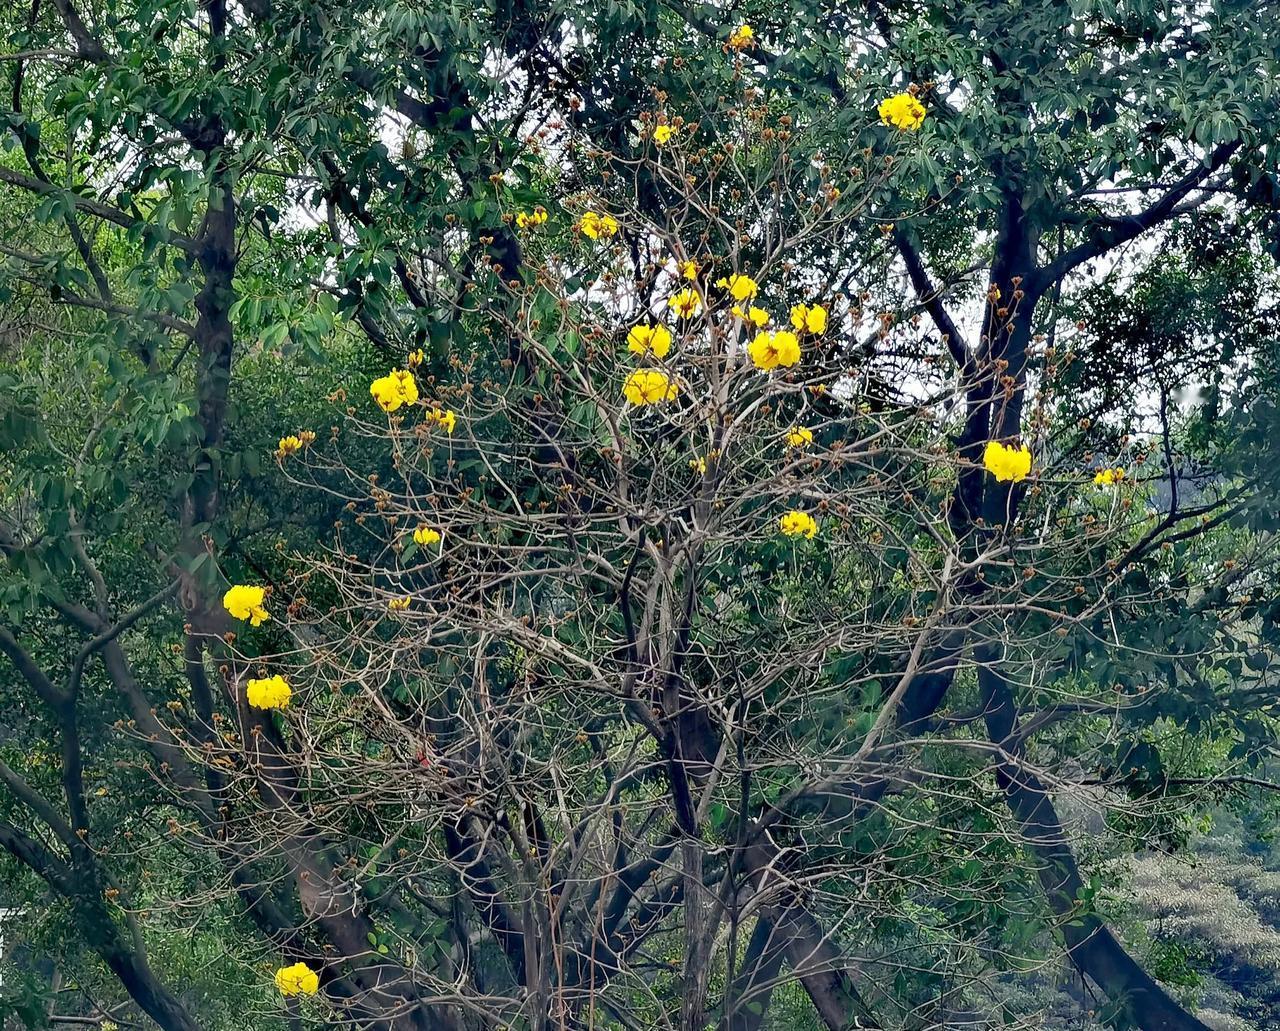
[{"left": 2, "top": 0, "right": 1280, "bottom": 1029}]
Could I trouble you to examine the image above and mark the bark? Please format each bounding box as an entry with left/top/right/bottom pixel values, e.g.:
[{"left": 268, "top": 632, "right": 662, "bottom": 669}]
[
  {"left": 0, "top": 818, "right": 206, "bottom": 1031},
  {"left": 722, "top": 916, "right": 788, "bottom": 1031},
  {"left": 979, "top": 662, "right": 1212, "bottom": 1031},
  {"left": 738, "top": 842, "right": 880, "bottom": 1031},
  {"left": 78, "top": 901, "right": 206, "bottom": 1031}
]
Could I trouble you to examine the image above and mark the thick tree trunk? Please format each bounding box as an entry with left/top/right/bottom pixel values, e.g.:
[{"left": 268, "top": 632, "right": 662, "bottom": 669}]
[
  {"left": 979, "top": 663, "right": 1212, "bottom": 1031},
  {"left": 722, "top": 916, "right": 788, "bottom": 1031},
  {"left": 79, "top": 900, "right": 206, "bottom": 1031},
  {"left": 739, "top": 842, "right": 880, "bottom": 1030}
]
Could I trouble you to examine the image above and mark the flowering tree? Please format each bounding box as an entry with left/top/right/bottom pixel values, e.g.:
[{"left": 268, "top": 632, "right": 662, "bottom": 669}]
[
  {"left": 201, "top": 76, "right": 1276, "bottom": 1029},
  {"left": 3, "top": 0, "right": 1280, "bottom": 1029}
]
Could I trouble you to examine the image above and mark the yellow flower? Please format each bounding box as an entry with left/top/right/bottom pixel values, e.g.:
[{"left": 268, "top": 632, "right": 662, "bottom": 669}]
[
  {"left": 1094, "top": 466, "right": 1126, "bottom": 487},
  {"left": 579, "top": 211, "right": 619, "bottom": 240},
  {"left": 728, "top": 24, "right": 754, "bottom": 49},
  {"left": 426, "top": 408, "right": 457, "bottom": 434},
  {"left": 653, "top": 124, "right": 677, "bottom": 145},
  {"left": 515, "top": 208, "right": 548, "bottom": 230},
  {"left": 878, "top": 92, "right": 927, "bottom": 131},
  {"left": 668, "top": 288, "right": 703, "bottom": 319},
  {"left": 689, "top": 456, "right": 707, "bottom": 474},
  {"left": 779, "top": 510, "right": 818, "bottom": 539},
  {"left": 748, "top": 330, "right": 801, "bottom": 370},
  {"left": 223, "top": 585, "right": 270, "bottom": 626},
  {"left": 370, "top": 369, "right": 419, "bottom": 413},
  {"left": 786, "top": 426, "right": 813, "bottom": 448},
  {"left": 275, "top": 962, "right": 319, "bottom": 997},
  {"left": 623, "top": 369, "right": 678, "bottom": 406},
  {"left": 627, "top": 323, "right": 673, "bottom": 359},
  {"left": 387, "top": 596, "right": 412, "bottom": 612},
  {"left": 406, "top": 348, "right": 425, "bottom": 368},
  {"left": 276, "top": 435, "right": 302, "bottom": 458},
  {"left": 716, "top": 273, "right": 759, "bottom": 301},
  {"left": 983, "top": 441, "right": 1033, "bottom": 483},
  {"left": 679, "top": 259, "right": 698, "bottom": 280},
  {"left": 790, "top": 303, "right": 828, "bottom": 334},
  {"left": 413, "top": 525, "right": 442, "bottom": 547},
  {"left": 732, "top": 304, "right": 771, "bottom": 328},
  {"left": 246, "top": 675, "right": 292, "bottom": 711}
]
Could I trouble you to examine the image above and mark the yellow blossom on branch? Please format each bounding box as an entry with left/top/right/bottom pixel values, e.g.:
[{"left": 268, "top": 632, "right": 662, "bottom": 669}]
[
  {"left": 790, "top": 303, "right": 828, "bottom": 334},
  {"left": 689, "top": 456, "right": 707, "bottom": 475},
  {"left": 276, "top": 435, "right": 302, "bottom": 459},
  {"left": 728, "top": 24, "right": 754, "bottom": 49},
  {"left": 426, "top": 408, "right": 457, "bottom": 434},
  {"left": 623, "top": 369, "right": 678, "bottom": 406},
  {"left": 748, "top": 330, "right": 801, "bottom": 370},
  {"left": 732, "top": 304, "right": 771, "bottom": 328},
  {"left": 779, "top": 510, "right": 818, "bottom": 538},
  {"left": 370, "top": 369, "right": 419, "bottom": 413},
  {"left": 578, "top": 211, "right": 619, "bottom": 240},
  {"left": 275, "top": 962, "right": 319, "bottom": 996},
  {"left": 878, "top": 92, "right": 926, "bottom": 131},
  {"left": 716, "top": 273, "right": 759, "bottom": 301},
  {"left": 387, "top": 596, "right": 412, "bottom": 612},
  {"left": 983, "top": 441, "right": 1032, "bottom": 483},
  {"left": 223, "top": 585, "right": 270, "bottom": 626},
  {"left": 406, "top": 348, "right": 425, "bottom": 368},
  {"left": 1094, "top": 466, "right": 1126, "bottom": 486},
  {"left": 653, "top": 124, "right": 677, "bottom": 145},
  {"left": 246, "top": 675, "right": 292, "bottom": 711},
  {"left": 786, "top": 426, "right": 814, "bottom": 448},
  {"left": 626, "top": 323, "right": 673, "bottom": 359},
  {"left": 515, "top": 208, "right": 548, "bottom": 230},
  {"left": 679, "top": 259, "right": 698, "bottom": 280},
  {"left": 668, "top": 288, "right": 703, "bottom": 319},
  {"left": 413, "top": 526, "right": 442, "bottom": 547}
]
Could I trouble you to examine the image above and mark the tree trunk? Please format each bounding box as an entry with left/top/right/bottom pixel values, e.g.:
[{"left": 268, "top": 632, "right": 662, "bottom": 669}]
[{"left": 979, "top": 663, "right": 1212, "bottom": 1031}]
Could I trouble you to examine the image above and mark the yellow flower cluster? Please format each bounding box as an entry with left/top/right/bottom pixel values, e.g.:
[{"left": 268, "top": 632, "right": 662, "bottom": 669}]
[
  {"left": 426, "top": 407, "right": 457, "bottom": 434},
  {"left": 654, "top": 124, "right": 677, "bottom": 145},
  {"left": 578, "top": 211, "right": 619, "bottom": 240},
  {"left": 413, "top": 525, "right": 442, "bottom": 547},
  {"left": 668, "top": 288, "right": 702, "bottom": 319},
  {"left": 1094, "top": 466, "right": 1126, "bottom": 486},
  {"left": 627, "top": 323, "right": 673, "bottom": 359},
  {"left": 247, "top": 675, "right": 292, "bottom": 711},
  {"left": 786, "top": 426, "right": 813, "bottom": 448},
  {"left": 748, "top": 330, "right": 801, "bottom": 370},
  {"left": 387, "top": 596, "right": 412, "bottom": 612},
  {"left": 732, "top": 304, "right": 770, "bottom": 328},
  {"left": 275, "top": 430, "right": 315, "bottom": 460},
  {"left": 790, "top": 303, "right": 828, "bottom": 335},
  {"left": 223, "top": 585, "right": 270, "bottom": 626},
  {"left": 983, "top": 441, "right": 1032, "bottom": 483},
  {"left": 679, "top": 259, "right": 698, "bottom": 280},
  {"left": 407, "top": 348, "right": 425, "bottom": 368},
  {"left": 515, "top": 208, "right": 548, "bottom": 230},
  {"left": 879, "top": 92, "right": 926, "bottom": 131},
  {"left": 275, "top": 962, "right": 319, "bottom": 996},
  {"left": 717, "top": 274, "right": 759, "bottom": 301},
  {"left": 728, "top": 24, "right": 754, "bottom": 49},
  {"left": 779, "top": 510, "right": 818, "bottom": 538},
  {"left": 623, "top": 369, "right": 678, "bottom": 406},
  {"left": 370, "top": 369, "right": 419, "bottom": 413}
]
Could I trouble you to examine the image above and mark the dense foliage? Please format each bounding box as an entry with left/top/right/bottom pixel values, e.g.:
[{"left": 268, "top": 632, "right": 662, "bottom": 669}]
[{"left": 3, "top": 1, "right": 1280, "bottom": 1029}]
